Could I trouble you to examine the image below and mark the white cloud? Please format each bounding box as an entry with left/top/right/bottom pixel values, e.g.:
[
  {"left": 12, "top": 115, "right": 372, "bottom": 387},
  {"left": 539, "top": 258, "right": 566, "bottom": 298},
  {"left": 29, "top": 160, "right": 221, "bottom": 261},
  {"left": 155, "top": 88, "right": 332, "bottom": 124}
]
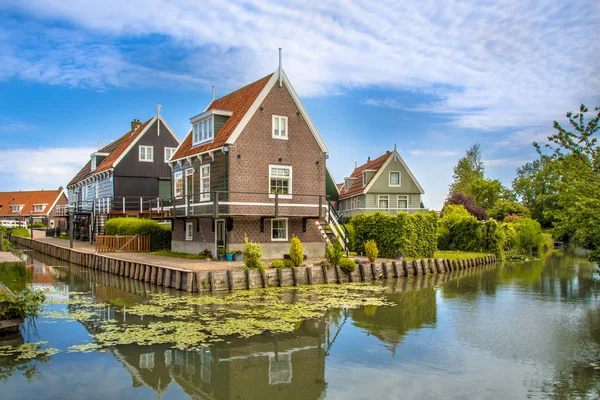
[
  {"left": 408, "top": 150, "right": 459, "bottom": 157},
  {"left": 1, "top": 0, "right": 597, "bottom": 129},
  {"left": 0, "top": 147, "right": 94, "bottom": 191},
  {"left": 362, "top": 98, "right": 404, "bottom": 110}
]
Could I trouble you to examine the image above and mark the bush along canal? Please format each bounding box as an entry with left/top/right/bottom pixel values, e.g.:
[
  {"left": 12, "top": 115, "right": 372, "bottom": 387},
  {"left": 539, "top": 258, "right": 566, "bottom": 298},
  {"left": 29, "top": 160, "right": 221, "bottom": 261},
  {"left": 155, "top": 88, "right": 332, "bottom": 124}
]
[
  {"left": 0, "top": 248, "right": 598, "bottom": 399},
  {"left": 9, "top": 236, "right": 498, "bottom": 293}
]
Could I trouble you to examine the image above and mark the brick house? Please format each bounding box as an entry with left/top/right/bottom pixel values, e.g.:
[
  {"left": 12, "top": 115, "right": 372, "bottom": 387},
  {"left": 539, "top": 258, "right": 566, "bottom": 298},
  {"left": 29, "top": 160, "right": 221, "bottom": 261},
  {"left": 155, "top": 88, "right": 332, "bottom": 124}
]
[
  {"left": 0, "top": 189, "right": 68, "bottom": 228},
  {"left": 168, "top": 66, "right": 335, "bottom": 258},
  {"left": 338, "top": 148, "right": 425, "bottom": 218},
  {"left": 66, "top": 111, "right": 180, "bottom": 238}
]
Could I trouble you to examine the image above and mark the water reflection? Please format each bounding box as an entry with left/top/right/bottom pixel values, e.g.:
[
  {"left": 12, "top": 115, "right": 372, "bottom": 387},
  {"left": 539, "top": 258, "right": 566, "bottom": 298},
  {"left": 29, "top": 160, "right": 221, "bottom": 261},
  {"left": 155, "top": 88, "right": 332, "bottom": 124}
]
[{"left": 0, "top": 249, "right": 598, "bottom": 399}]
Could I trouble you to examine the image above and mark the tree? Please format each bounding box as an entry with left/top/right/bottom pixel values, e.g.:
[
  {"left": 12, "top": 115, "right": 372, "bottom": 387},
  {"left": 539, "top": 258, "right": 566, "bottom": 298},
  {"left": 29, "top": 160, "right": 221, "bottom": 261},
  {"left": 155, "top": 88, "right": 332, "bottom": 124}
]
[
  {"left": 512, "top": 159, "right": 556, "bottom": 227},
  {"left": 533, "top": 104, "right": 600, "bottom": 255},
  {"left": 444, "top": 193, "right": 487, "bottom": 220},
  {"left": 469, "top": 178, "right": 506, "bottom": 210},
  {"left": 449, "top": 144, "right": 485, "bottom": 196},
  {"left": 488, "top": 200, "right": 531, "bottom": 221}
]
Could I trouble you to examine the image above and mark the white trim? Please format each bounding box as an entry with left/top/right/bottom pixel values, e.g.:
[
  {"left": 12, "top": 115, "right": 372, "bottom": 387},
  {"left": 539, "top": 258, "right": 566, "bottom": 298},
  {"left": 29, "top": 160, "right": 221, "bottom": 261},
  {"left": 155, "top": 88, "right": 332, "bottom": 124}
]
[
  {"left": 174, "top": 171, "right": 183, "bottom": 197},
  {"left": 190, "top": 109, "right": 233, "bottom": 123},
  {"left": 186, "top": 222, "right": 193, "bottom": 241},
  {"left": 164, "top": 147, "right": 177, "bottom": 163},
  {"left": 389, "top": 171, "right": 401, "bottom": 187},
  {"left": 326, "top": 167, "right": 340, "bottom": 195},
  {"left": 47, "top": 188, "right": 67, "bottom": 216},
  {"left": 112, "top": 116, "right": 156, "bottom": 168},
  {"left": 362, "top": 149, "right": 425, "bottom": 195},
  {"left": 192, "top": 116, "right": 215, "bottom": 146},
  {"left": 225, "top": 70, "right": 328, "bottom": 153},
  {"left": 269, "top": 165, "right": 292, "bottom": 199},
  {"left": 200, "top": 163, "right": 210, "bottom": 201},
  {"left": 272, "top": 115, "right": 288, "bottom": 140},
  {"left": 271, "top": 218, "right": 288, "bottom": 241},
  {"left": 139, "top": 145, "right": 154, "bottom": 162}
]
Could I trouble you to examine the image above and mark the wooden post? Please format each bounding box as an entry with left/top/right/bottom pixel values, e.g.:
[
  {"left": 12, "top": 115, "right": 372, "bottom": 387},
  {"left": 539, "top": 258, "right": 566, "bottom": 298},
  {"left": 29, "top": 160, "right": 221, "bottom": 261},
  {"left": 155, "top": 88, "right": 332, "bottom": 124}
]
[
  {"left": 370, "top": 263, "right": 377, "bottom": 280},
  {"left": 382, "top": 262, "right": 389, "bottom": 279},
  {"left": 208, "top": 271, "right": 215, "bottom": 291},
  {"left": 227, "top": 270, "right": 234, "bottom": 291},
  {"left": 164, "top": 269, "right": 172, "bottom": 288},
  {"left": 277, "top": 268, "right": 284, "bottom": 287},
  {"left": 292, "top": 268, "right": 299, "bottom": 286},
  {"left": 335, "top": 265, "right": 342, "bottom": 284},
  {"left": 260, "top": 269, "right": 267, "bottom": 288},
  {"left": 322, "top": 265, "right": 329, "bottom": 284},
  {"left": 150, "top": 266, "right": 158, "bottom": 284},
  {"left": 359, "top": 263, "right": 367, "bottom": 281},
  {"left": 245, "top": 269, "right": 251, "bottom": 290},
  {"left": 307, "top": 267, "right": 313, "bottom": 285},
  {"left": 175, "top": 271, "right": 182, "bottom": 290}
]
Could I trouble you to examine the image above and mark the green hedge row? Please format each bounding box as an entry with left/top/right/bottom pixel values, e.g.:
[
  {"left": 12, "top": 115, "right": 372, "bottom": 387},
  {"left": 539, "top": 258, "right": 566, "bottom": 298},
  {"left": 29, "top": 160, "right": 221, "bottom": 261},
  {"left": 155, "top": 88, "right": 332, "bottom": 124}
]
[
  {"left": 352, "top": 212, "right": 438, "bottom": 258},
  {"left": 104, "top": 218, "right": 171, "bottom": 251}
]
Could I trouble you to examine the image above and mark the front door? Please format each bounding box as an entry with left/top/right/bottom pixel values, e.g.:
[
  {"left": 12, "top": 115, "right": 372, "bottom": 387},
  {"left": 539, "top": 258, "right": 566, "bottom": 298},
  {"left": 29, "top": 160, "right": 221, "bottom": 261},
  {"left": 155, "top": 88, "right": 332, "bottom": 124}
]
[{"left": 215, "top": 219, "right": 225, "bottom": 253}]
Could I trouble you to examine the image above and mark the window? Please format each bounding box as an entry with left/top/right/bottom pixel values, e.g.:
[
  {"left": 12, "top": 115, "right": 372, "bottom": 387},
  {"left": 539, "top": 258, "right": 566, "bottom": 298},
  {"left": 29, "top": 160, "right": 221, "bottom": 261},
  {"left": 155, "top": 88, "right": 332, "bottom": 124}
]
[
  {"left": 200, "top": 164, "right": 210, "bottom": 201},
  {"left": 389, "top": 171, "right": 401, "bottom": 187},
  {"left": 398, "top": 195, "right": 408, "bottom": 210},
  {"left": 164, "top": 147, "right": 177, "bottom": 162},
  {"left": 139, "top": 353, "right": 155, "bottom": 369},
  {"left": 378, "top": 195, "right": 389, "bottom": 210},
  {"left": 95, "top": 182, "right": 99, "bottom": 199},
  {"left": 10, "top": 205, "right": 23, "bottom": 212},
  {"left": 33, "top": 204, "right": 46, "bottom": 212},
  {"left": 193, "top": 117, "right": 214, "bottom": 145},
  {"left": 82, "top": 185, "right": 88, "bottom": 200},
  {"left": 185, "top": 168, "right": 194, "bottom": 201},
  {"left": 91, "top": 156, "right": 97, "bottom": 171},
  {"left": 272, "top": 115, "right": 288, "bottom": 139},
  {"left": 363, "top": 172, "right": 367, "bottom": 187},
  {"left": 174, "top": 171, "right": 183, "bottom": 197},
  {"left": 186, "top": 222, "right": 193, "bottom": 241},
  {"left": 271, "top": 219, "right": 288, "bottom": 241},
  {"left": 269, "top": 352, "right": 292, "bottom": 385},
  {"left": 269, "top": 165, "right": 292, "bottom": 198},
  {"left": 139, "top": 145, "right": 154, "bottom": 162}
]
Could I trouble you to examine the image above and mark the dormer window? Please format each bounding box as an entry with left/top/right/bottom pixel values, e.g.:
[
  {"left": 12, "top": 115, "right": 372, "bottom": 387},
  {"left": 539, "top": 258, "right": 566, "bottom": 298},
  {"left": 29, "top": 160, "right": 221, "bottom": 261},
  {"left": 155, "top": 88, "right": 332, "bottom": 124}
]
[
  {"left": 90, "top": 152, "right": 108, "bottom": 172},
  {"left": 33, "top": 204, "right": 47, "bottom": 212},
  {"left": 91, "top": 157, "right": 97, "bottom": 171},
  {"left": 193, "top": 117, "right": 214, "bottom": 145},
  {"left": 11, "top": 204, "right": 23, "bottom": 212}
]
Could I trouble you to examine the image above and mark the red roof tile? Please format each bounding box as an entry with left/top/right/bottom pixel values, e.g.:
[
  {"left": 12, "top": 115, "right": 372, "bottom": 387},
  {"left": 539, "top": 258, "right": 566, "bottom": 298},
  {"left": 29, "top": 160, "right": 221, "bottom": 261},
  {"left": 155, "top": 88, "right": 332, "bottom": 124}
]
[
  {"left": 172, "top": 73, "right": 274, "bottom": 160},
  {"left": 338, "top": 152, "right": 392, "bottom": 200},
  {"left": 0, "top": 190, "right": 64, "bottom": 216},
  {"left": 68, "top": 118, "right": 153, "bottom": 186}
]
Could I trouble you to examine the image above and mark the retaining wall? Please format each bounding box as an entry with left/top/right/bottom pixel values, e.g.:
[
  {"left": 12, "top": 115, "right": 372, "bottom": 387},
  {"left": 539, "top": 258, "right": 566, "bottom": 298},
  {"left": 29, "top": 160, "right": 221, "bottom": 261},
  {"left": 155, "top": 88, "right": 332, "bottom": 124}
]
[{"left": 10, "top": 236, "right": 497, "bottom": 293}]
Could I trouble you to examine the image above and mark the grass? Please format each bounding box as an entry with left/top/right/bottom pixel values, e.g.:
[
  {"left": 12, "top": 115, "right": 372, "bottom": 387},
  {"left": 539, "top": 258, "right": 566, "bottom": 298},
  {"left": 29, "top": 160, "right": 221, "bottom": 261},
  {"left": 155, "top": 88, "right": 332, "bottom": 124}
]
[
  {"left": 434, "top": 250, "right": 491, "bottom": 260},
  {"left": 148, "top": 250, "right": 207, "bottom": 260}
]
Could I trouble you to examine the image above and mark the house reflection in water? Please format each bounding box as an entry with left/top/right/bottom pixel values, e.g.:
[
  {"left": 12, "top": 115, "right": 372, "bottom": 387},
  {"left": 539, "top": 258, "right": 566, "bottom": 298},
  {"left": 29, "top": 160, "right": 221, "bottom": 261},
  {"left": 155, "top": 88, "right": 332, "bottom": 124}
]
[{"left": 110, "top": 319, "right": 327, "bottom": 400}]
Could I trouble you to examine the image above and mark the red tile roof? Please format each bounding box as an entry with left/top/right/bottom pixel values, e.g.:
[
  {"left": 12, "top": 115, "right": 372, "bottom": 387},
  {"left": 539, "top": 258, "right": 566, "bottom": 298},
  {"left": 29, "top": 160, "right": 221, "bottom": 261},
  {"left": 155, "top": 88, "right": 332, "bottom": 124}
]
[
  {"left": 0, "top": 190, "right": 64, "bottom": 216},
  {"left": 172, "top": 73, "right": 274, "bottom": 161},
  {"left": 338, "top": 152, "right": 392, "bottom": 199},
  {"left": 68, "top": 118, "right": 153, "bottom": 187}
]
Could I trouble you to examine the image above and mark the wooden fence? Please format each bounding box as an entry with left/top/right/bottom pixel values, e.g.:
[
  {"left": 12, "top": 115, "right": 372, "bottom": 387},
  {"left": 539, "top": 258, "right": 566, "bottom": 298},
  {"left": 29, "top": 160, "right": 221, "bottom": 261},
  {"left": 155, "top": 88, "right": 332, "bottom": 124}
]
[{"left": 95, "top": 235, "right": 150, "bottom": 253}]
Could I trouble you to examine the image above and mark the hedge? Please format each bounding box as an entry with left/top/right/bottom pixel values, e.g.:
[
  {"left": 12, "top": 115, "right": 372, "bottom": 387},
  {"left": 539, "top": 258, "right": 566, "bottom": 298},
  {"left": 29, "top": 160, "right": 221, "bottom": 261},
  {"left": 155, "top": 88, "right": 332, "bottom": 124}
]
[
  {"left": 352, "top": 211, "right": 438, "bottom": 258},
  {"left": 104, "top": 218, "right": 171, "bottom": 251}
]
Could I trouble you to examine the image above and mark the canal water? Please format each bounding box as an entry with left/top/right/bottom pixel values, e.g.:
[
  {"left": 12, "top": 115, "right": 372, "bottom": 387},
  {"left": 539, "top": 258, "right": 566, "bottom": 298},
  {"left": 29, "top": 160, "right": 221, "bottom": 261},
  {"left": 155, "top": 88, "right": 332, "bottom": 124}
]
[{"left": 1, "top": 250, "right": 599, "bottom": 399}]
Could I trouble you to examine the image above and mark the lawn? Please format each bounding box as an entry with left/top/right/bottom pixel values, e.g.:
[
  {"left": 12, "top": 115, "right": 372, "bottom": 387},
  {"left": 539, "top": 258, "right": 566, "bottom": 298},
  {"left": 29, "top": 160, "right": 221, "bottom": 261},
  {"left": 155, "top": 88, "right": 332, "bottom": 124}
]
[
  {"left": 434, "top": 250, "right": 491, "bottom": 260},
  {"left": 148, "top": 250, "right": 207, "bottom": 260}
]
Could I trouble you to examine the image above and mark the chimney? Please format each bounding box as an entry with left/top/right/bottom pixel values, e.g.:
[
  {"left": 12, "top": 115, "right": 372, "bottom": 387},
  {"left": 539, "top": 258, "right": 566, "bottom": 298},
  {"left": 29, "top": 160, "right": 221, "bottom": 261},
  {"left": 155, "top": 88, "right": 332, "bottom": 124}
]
[
  {"left": 212, "top": 86, "right": 215, "bottom": 101},
  {"left": 278, "top": 48, "right": 283, "bottom": 87},
  {"left": 367, "top": 156, "right": 371, "bottom": 162},
  {"left": 131, "top": 119, "right": 142, "bottom": 131}
]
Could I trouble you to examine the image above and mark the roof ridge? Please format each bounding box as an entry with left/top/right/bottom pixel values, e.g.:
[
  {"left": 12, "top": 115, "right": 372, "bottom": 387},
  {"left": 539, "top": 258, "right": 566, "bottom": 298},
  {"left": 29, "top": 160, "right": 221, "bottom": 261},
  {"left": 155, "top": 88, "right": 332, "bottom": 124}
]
[{"left": 209, "top": 73, "right": 274, "bottom": 107}]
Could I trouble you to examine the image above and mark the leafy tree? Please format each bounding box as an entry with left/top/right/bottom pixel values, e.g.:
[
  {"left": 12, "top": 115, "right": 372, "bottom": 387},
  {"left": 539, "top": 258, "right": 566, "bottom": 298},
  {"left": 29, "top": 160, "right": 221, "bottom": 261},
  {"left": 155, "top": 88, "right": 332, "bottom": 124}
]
[
  {"left": 512, "top": 159, "right": 556, "bottom": 227},
  {"left": 444, "top": 193, "right": 487, "bottom": 220},
  {"left": 469, "top": 178, "right": 507, "bottom": 210},
  {"left": 449, "top": 144, "right": 485, "bottom": 196},
  {"left": 533, "top": 104, "right": 600, "bottom": 256},
  {"left": 488, "top": 199, "right": 531, "bottom": 221}
]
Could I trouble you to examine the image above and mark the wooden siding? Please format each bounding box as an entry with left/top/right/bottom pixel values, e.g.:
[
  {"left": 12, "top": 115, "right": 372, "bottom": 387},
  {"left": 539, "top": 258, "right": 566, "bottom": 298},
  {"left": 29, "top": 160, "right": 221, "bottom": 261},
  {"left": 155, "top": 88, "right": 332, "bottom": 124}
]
[
  {"left": 114, "top": 119, "right": 179, "bottom": 180},
  {"left": 367, "top": 156, "right": 422, "bottom": 194},
  {"left": 364, "top": 193, "right": 421, "bottom": 209},
  {"left": 214, "top": 115, "right": 228, "bottom": 136}
]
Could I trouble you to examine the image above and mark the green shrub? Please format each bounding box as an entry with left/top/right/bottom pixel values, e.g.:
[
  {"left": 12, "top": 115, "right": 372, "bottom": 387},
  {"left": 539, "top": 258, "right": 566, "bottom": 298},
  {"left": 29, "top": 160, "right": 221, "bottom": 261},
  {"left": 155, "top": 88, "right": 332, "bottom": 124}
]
[
  {"left": 325, "top": 241, "right": 343, "bottom": 266},
  {"left": 364, "top": 240, "right": 378, "bottom": 262},
  {"left": 437, "top": 205, "right": 484, "bottom": 252},
  {"left": 320, "top": 261, "right": 332, "bottom": 268},
  {"left": 352, "top": 211, "right": 438, "bottom": 258},
  {"left": 344, "top": 224, "right": 355, "bottom": 252},
  {"left": 488, "top": 200, "right": 531, "bottom": 221},
  {"left": 31, "top": 222, "right": 46, "bottom": 229},
  {"left": 338, "top": 258, "right": 356, "bottom": 273},
  {"left": 482, "top": 219, "right": 505, "bottom": 260},
  {"left": 104, "top": 218, "right": 171, "bottom": 251},
  {"left": 539, "top": 232, "right": 554, "bottom": 256},
  {"left": 282, "top": 259, "right": 293, "bottom": 269},
  {"left": 2, "top": 239, "right": 11, "bottom": 251},
  {"left": 271, "top": 260, "right": 285, "bottom": 268},
  {"left": 9, "top": 227, "right": 30, "bottom": 238},
  {"left": 243, "top": 235, "right": 263, "bottom": 270},
  {"left": 289, "top": 235, "right": 303, "bottom": 268}
]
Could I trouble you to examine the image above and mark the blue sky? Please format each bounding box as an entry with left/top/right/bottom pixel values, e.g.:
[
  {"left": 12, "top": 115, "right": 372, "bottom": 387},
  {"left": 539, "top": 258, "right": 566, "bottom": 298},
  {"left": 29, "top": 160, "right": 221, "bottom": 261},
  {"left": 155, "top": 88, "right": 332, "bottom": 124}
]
[{"left": 0, "top": 1, "right": 598, "bottom": 209}]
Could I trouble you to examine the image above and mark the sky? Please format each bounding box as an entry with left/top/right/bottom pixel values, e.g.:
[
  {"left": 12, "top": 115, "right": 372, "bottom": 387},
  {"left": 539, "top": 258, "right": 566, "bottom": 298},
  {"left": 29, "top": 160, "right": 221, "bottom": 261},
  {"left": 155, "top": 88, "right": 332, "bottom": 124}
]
[{"left": 0, "top": 1, "right": 598, "bottom": 210}]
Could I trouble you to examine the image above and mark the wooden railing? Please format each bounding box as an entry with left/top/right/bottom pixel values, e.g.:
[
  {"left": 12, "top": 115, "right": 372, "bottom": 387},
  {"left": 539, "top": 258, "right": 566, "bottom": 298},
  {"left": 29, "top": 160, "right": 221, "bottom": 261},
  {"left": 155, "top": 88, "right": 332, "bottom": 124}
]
[{"left": 95, "top": 235, "right": 150, "bottom": 253}]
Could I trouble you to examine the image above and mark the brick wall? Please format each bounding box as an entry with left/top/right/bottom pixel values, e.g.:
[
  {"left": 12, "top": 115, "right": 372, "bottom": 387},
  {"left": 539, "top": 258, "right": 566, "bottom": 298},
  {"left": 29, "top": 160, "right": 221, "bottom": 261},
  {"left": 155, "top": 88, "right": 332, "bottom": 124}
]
[{"left": 229, "top": 216, "right": 322, "bottom": 244}]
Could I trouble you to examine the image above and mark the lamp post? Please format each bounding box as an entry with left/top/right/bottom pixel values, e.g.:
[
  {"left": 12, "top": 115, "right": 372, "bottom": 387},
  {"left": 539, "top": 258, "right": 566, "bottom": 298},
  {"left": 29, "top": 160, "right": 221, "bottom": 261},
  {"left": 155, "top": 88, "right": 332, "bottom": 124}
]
[
  {"left": 68, "top": 204, "right": 75, "bottom": 249},
  {"left": 29, "top": 211, "right": 33, "bottom": 239}
]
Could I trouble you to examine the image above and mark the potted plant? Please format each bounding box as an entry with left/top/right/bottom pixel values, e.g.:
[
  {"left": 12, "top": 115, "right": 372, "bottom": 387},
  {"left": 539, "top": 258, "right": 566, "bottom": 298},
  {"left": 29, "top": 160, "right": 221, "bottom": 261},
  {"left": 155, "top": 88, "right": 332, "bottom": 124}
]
[
  {"left": 225, "top": 250, "right": 234, "bottom": 262},
  {"left": 233, "top": 250, "right": 244, "bottom": 262},
  {"left": 217, "top": 248, "right": 226, "bottom": 261}
]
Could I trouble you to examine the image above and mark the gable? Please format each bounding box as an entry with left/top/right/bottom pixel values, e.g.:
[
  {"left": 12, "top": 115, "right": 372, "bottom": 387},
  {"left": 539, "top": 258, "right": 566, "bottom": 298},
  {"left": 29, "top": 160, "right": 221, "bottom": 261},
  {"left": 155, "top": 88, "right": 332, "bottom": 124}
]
[{"left": 366, "top": 153, "right": 424, "bottom": 194}]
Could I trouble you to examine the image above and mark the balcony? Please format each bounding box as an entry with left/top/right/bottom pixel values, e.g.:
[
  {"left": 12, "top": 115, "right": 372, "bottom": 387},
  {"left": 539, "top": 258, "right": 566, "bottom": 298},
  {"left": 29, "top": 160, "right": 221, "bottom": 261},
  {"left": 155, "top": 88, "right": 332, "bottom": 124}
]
[{"left": 338, "top": 207, "right": 431, "bottom": 218}]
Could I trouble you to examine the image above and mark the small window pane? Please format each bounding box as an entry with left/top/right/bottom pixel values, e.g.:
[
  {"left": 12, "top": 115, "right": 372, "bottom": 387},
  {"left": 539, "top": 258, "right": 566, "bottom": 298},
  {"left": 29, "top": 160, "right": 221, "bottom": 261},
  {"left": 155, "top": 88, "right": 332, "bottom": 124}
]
[{"left": 390, "top": 172, "right": 400, "bottom": 185}]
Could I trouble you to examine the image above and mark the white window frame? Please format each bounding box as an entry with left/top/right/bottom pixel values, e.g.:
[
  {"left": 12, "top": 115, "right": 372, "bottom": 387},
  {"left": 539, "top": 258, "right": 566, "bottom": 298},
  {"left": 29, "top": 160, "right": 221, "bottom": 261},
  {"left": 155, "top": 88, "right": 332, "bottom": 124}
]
[
  {"left": 139, "top": 352, "right": 155, "bottom": 370},
  {"left": 164, "top": 147, "right": 177, "bottom": 163},
  {"left": 272, "top": 115, "right": 288, "bottom": 140},
  {"left": 200, "top": 164, "right": 210, "bottom": 202},
  {"left": 91, "top": 156, "right": 97, "bottom": 171},
  {"left": 268, "top": 352, "right": 292, "bottom": 385},
  {"left": 174, "top": 171, "right": 183, "bottom": 198},
  {"left": 33, "top": 204, "right": 47, "bottom": 212},
  {"left": 397, "top": 195, "right": 409, "bottom": 210},
  {"left": 139, "top": 145, "right": 154, "bottom": 162},
  {"left": 192, "top": 117, "right": 214, "bottom": 146},
  {"left": 271, "top": 218, "right": 288, "bottom": 241},
  {"left": 389, "top": 171, "right": 401, "bottom": 187},
  {"left": 186, "top": 222, "right": 193, "bottom": 241},
  {"left": 95, "top": 182, "right": 99, "bottom": 199},
  {"left": 269, "top": 165, "right": 292, "bottom": 199},
  {"left": 10, "top": 205, "right": 23, "bottom": 213},
  {"left": 185, "top": 168, "right": 194, "bottom": 201},
  {"left": 378, "top": 195, "right": 389, "bottom": 210}
]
